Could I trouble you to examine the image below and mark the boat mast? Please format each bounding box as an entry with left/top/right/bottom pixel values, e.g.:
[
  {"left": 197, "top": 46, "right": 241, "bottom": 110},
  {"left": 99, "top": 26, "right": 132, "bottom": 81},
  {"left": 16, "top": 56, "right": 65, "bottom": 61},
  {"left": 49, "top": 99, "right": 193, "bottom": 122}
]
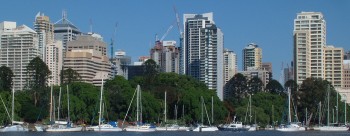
[
  {"left": 345, "top": 98, "right": 347, "bottom": 125},
  {"left": 50, "top": 85, "right": 53, "bottom": 122},
  {"left": 319, "top": 101, "right": 321, "bottom": 126},
  {"left": 336, "top": 92, "right": 338, "bottom": 123},
  {"left": 249, "top": 94, "right": 252, "bottom": 124},
  {"left": 136, "top": 85, "right": 139, "bottom": 127},
  {"left": 327, "top": 85, "right": 330, "bottom": 126},
  {"left": 165, "top": 91, "right": 167, "bottom": 124},
  {"left": 212, "top": 96, "right": 214, "bottom": 124},
  {"left": 201, "top": 96, "right": 203, "bottom": 125},
  {"left": 58, "top": 87, "right": 61, "bottom": 121},
  {"left": 288, "top": 88, "right": 291, "bottom": 123},
  {"left": 67, "top": 85, "right": 70, "bottom": 122},
  {"left": 98, "top": 79, "right": 104, "bottom": 129},
  {"left": 11, "top": 87, "right": 14, "bottom": 125}
]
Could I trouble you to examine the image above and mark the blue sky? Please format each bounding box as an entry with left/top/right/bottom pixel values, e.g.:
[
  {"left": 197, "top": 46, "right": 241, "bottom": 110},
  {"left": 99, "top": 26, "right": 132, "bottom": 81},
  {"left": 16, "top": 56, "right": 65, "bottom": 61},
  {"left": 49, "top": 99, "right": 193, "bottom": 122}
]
[{"left": 0, "top": 0, "right": 349, "bottom": 81}]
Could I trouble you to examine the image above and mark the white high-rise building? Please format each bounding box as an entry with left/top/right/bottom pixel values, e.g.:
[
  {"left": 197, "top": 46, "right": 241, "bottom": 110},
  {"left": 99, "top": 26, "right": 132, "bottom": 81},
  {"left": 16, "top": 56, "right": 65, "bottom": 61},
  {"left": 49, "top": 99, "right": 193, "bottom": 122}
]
[
  {"left": 223, "top": 49, "right": 237, "bottom": 83},
  {"left": 0, "top": 21, "right": 40, "bottom": 91},
  {"left": 223, "top": 49, "right": 237, "bottom": 100},
  {"left": 183, "top": 12, "right": 224, "bottom": 100},
  {"left": 46, "top": 41, "right": 63, "bottom": 86},
  {"left": 294, "top": 12, "right": 326, "bottom": 84},
  {"left": 324, "top": 45, "right": 343, "bottom": 88}
]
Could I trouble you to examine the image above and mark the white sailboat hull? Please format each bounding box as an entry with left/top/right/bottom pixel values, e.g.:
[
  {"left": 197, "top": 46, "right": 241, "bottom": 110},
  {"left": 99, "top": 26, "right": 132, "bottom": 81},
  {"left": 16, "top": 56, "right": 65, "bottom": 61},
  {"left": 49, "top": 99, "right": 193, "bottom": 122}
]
[
  {"left": 0, "top": 125, "right": 28, "bottom": 132},
  {"left": 192, "top": 126, "right": 218, "bottom": 132},
  {"left": 124, "top": 127, "right": 156, "bottom": 132},
  {"left": 90, "top": 124, "right": 123, "bottom": 132},
  {"left": 319, "top": 126, "right": 348, "bottom": 131},
  {"left": 46, "top": 126, "right": 82, "bottom": 132}
]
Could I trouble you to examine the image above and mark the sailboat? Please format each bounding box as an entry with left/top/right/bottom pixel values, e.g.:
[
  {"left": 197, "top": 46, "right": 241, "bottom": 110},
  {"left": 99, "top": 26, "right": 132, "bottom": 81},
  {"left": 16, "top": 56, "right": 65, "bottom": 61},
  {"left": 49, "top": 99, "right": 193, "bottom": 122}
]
[
  {"left": 0, "top": 88, "right": 29, "bottom": 132},
  {"left": 192, "top": 96, "right": 218, "bottom": 132},
  {"left": 319, "top": 85, "right": 348, "bottom": 131},
  {"left": 89, "top": 79, "right": 122, "bottom": 132},
  {"left": 123, "top": 85, "right": 156, "bottom": 132},
  {"left": 46, "top": 85, "right": 82, "bottom": 132},
  {"left": 276, "top": 88, "right": 305, "bottom": 132},
  {"left": 244, "top": 94, "right": 257, "bottom": 131}
]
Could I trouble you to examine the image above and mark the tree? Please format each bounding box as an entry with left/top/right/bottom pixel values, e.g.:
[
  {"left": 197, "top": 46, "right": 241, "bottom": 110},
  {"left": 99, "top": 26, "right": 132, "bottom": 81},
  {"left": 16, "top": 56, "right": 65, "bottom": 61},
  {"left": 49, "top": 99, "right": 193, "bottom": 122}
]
[
  {"left": 142, "top": 59, "right": 159, "bottom": 90},
  {"left": 26, "top": 57, "right": 51, "bottom": 106},
  {"left": 296, "top": 78, "right": 338, "bottom": 125},
  {"left": 225, "top": 73, "right": 248, "bottom": 105},
  {"left": 248, "top": 77, "right": 263, "bottom": 93},
  {"left": 61, "top": 68, "right": 81, "bottom": 84},
  {"left": 265, "top": 79, "right": 284, "bottom": 95},
  {"left": 0, "top": 66, "right": 14, "bottom": 91}
]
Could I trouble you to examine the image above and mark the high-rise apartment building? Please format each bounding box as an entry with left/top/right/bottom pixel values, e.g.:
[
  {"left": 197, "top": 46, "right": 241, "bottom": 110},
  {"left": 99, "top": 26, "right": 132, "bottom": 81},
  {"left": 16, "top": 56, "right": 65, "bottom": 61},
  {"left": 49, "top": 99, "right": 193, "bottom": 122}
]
[
  {"left": 46, "top": 41, "right": 63, "bottom": 85},
  {"left": 343, "top": 60, "right": 350, "bottom": 89},
  {"left": 183, "top": 12, "right": 224, "bottom": 100},
  {"left": 34, "top": 12, "right": 54, "bottom": 61},
  {"left": 0, "top": 21, "right": 40, "bottom": 91},
  {"left": 239, "top": 68, "right": 270, "bottom": 88},
  {"left": 243, "top": 43, "right": 262, "bottom": 71},
  {"left": 150, "top": 40, "right": 179, "bottom": 73},
  {"left": 324, "top": 45, "right": 343, "bottom": 88},
  {"left": 223, "top": 49, "right": 237, "bottom": 84},
  {"left": 223, "top": 49, "right": 236, "bottom": 100},
  {"left": 294, "top": 12, "right": 344, "bottom": 88},
  {"left": 294, "top": 12, "right": 326, "bottom": 84}
]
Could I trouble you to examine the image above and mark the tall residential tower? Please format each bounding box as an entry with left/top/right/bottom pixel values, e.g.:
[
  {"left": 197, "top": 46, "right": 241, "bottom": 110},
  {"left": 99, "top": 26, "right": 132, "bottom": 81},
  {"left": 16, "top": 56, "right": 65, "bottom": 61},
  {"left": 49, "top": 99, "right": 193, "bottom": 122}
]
[
  {"left": 182, "top": 12, "right": 224, "bottom": 100},
  {"left": 242, "top": 43, "right": 262, "bottom": 71}
]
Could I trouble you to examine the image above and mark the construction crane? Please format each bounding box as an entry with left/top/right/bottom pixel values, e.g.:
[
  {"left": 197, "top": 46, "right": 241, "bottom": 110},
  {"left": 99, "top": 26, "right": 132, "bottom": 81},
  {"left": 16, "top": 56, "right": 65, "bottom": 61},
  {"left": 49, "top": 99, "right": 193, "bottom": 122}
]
[
  {"left": 173, "top": 6, "right": 183, "bottom": 37},
  {"left": 110, "top": 22, "right": 118, "bottom": 59},
  {"left": 160, "top": 22, "right": 174, "bottom": 41}
]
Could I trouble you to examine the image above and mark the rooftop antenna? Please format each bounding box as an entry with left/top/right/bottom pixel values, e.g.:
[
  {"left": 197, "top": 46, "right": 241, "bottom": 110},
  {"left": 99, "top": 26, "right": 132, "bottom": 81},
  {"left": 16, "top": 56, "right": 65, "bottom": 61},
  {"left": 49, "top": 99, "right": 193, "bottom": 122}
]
[
  {"left": 54, "top": 9, "right": 75, "bottom": 25},
  {"left": 62, "top": 10, "right": 67, "bottom": 24},
  {"left": 89, "top": 18, "right": 93, "bottom": 33}
]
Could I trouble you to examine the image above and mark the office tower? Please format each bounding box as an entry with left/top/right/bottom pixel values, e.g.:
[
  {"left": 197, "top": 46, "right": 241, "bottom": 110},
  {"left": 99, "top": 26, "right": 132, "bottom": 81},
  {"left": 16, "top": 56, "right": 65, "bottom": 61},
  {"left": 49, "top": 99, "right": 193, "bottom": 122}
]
[
  {"left": 111, "top": 50, "right": 131, "bottom": 78},
  {"left": 34, "top": 12, "right": 54, "bottom": 61},
  {"left": 243, "top": 43, "right": 262, "bottom": 71},
  {"left": 67, "top": 34, "right": 106, "bottom": 56},
  {"left": 64, "top": 34, "right": 111, "bottom": 87},
  {"left": 0, "top": 21, "right": 40, "bottom": 91},
  {"left": 223, "top": 49, "right": 236, "bottom": 100},
  {"left": 239, "top": 68, "right": 270, "bottom": 88},
  {"left": 64, "top": 49, "right": 111, "bottom": 87},
  {"left": 183, "top": 12, "right": 224, "bottom": 100},
  {"left": 293, "top": 12, "right": 326, "bottom": 84},
  {"left": 324, "top": 45, "right": 343, "bottom": 88},
  {"left": 54, "top": 10, "right": 81, "bottom": 54},
  {"left": 284, "top": 61, "right": 294, "bottom": 84},
  {"left": 150, "top": 40, "right": 180, "bottom": 73},
  {"left": 139, "top": 56, "right": 150, "bottom": 63},
  {"left": 46, "top": 41, "right": 63, "bottom": 85},
  {"left": 345, "top": 51, "right": 350, "bottom": 60}
]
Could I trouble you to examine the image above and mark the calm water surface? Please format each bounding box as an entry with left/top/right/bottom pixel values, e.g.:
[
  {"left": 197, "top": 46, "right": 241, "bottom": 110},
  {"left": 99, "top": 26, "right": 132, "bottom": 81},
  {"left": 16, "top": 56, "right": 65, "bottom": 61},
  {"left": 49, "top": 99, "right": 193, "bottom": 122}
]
[{"left": 1, "top": 131, "right": 350, "bottom": 136}]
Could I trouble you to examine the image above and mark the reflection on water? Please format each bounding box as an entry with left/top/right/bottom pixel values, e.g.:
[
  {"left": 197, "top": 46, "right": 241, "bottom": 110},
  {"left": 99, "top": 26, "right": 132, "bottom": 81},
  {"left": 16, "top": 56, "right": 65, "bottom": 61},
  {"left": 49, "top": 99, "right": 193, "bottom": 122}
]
[{"left": 0, "top": 131, "right": 349, "bottom": 136}]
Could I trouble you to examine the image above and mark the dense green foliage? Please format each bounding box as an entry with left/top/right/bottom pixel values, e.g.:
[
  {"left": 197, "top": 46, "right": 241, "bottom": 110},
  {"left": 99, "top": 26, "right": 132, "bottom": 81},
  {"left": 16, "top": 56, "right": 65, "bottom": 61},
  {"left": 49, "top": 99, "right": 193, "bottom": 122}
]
[
  {"left": 0, "top": 66, "right": 14, "bottom": 92},
  {"left": 61, "top": 68, "right": 81, "bottom": 84}
]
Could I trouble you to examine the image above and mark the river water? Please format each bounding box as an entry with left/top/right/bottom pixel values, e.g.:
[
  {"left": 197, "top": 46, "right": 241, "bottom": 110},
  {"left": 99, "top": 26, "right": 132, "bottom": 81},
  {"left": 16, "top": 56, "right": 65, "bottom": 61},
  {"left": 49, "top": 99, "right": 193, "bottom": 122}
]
[{"left": 1, "top": 131, "right": 349, "bottom": 136}]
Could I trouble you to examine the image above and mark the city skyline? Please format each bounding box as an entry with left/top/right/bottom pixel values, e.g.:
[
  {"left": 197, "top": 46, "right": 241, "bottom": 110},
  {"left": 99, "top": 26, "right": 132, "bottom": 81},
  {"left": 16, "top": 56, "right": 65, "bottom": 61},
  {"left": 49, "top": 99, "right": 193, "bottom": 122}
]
[{"left": 0, "top": 0, "right": 349, "bottom": 82}]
